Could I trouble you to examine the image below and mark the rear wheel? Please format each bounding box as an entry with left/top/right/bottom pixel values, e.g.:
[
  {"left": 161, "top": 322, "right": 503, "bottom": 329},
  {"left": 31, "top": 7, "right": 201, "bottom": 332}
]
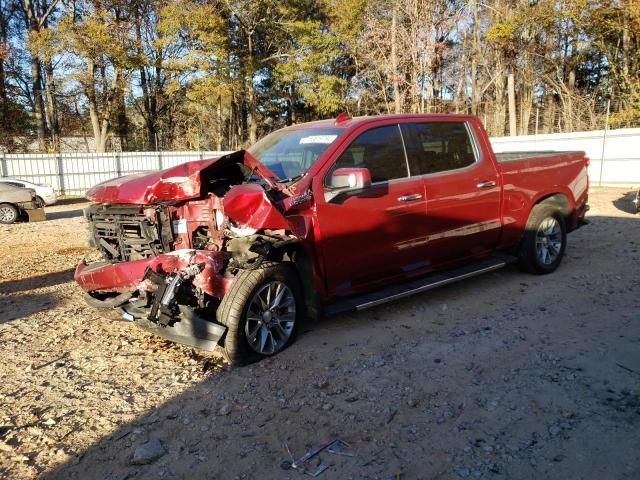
[
  {"left": 0, "top": 203, "right": 19, "bottom": 224},
  {"left": 217, "top": 262, "right": 302, "bottom": 365},
  {"left": 518, "top": 204, "right": 567, "bottom": 274},
  {"left": 36, "top": 196, "right": 45, "bottom": 208}
]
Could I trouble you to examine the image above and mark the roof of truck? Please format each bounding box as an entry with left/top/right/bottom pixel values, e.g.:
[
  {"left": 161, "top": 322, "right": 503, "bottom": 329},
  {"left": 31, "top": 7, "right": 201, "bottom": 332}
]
[{"left": 282, "top": 113, "right": 477, "bottom": 131}]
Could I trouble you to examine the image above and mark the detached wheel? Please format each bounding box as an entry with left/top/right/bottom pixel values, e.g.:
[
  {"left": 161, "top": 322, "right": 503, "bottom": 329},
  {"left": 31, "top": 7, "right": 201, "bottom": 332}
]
[
  {"left": 217, "top": 262, "right": 302, "bottom": 365},
  {"left": 0, "top": 203, "right": 19, "bottom": 224},
  {"left": 519, "top": 204, "right": 567, "bottom": 274}
]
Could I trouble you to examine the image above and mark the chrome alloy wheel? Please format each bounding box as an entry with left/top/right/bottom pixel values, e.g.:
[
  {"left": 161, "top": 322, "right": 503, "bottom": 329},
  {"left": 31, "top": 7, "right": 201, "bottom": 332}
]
[
  {"left": 244, "top": 281, "right": 296, "bottom": 354},
  {"left": 535, "top": 217, "right": 562, "bottom": 265},
  {"left": 0, "top": 205, "right": 17, "bottom": 223}
]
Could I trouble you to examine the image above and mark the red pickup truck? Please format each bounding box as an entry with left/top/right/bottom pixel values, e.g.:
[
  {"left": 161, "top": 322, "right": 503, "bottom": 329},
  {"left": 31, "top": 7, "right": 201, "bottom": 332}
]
[{"left": 75, "top": 114, "right": 589, "bottom": 364}]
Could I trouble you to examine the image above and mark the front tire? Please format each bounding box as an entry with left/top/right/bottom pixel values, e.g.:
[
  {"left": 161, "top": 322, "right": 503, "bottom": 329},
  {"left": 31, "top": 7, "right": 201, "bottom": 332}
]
[
  {"left": 217, "top": 262, "right": 302, "bottom": 365},
  {"left": 518, "top": 204, "right": 567, "bottom": 274},
  {"left": 0, "top": 203, "right": 19, "bottom": 224}
]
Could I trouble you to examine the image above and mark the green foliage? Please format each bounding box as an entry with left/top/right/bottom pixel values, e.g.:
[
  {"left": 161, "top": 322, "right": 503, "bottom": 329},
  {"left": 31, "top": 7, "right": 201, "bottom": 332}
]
[
  {"left": 274, "top": 19, "right": 348, "bottom": 114},
  {"left": 486, "top": 20, "right": 516, "bottom": 41},
  {"left": 2, "top": 0, "right": 639, "bottom": 153}
]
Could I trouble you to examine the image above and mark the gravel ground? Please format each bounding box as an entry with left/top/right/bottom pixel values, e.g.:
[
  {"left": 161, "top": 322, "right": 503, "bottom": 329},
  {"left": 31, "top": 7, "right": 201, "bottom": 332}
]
[{"left": 0, "top": 188, "right": 639, "bottom": 480}]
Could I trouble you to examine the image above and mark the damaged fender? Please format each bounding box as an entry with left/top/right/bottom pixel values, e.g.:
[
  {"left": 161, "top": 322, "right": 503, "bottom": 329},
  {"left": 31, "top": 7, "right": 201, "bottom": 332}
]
[{"left": 223, "top": 183, "right": 290, "bottom": 230}]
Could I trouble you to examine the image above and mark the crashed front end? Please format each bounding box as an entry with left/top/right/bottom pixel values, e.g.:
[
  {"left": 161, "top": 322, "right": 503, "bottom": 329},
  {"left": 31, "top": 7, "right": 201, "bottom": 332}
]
[{"left": 75, "top": 153, "right": 305, "bottom": 351}]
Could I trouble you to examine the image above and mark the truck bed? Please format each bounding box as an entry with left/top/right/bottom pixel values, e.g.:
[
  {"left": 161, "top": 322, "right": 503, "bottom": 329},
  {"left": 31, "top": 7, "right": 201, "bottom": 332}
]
[{"left": 495, "top": 150, "right": 584, "bottom": 162}]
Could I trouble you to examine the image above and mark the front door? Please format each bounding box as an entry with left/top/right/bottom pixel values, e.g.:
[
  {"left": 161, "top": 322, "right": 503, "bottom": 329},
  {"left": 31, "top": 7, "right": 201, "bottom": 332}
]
[{"left": 313, "top": 124, "right": 429, "bottom": 298}]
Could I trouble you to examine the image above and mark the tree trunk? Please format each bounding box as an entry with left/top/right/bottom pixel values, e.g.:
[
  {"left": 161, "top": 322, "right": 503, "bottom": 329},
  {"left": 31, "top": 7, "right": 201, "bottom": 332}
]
[
  {"left": 86, "top": 60, "right": 103, "bottom": 151},
  {"left": 116, "top": 87, "right": 128, "bottom": 151},
  {"left": 44, "top": 59, "right": 60, "bottom": 151},
  {"left": 23, "top": 0, "right": 48, "bottom": 151},
  {"left": 0, "top": 5, "right": 7, "bottom": 130},
  {"left": 0, "top": 56, "right": 6, "bottom": 125},
  {"left": 140, "top": 63, "right": 157, "bottom": 151},
  {"left": 492, "top": 61, "right": 506, "bottom": 137},
  {"left": 216, "top": 93, "right": 223, "bottom": 151},
  {"left": 542, "top": 26, "right": 555, "bottom": 134},
  {"left": 245, "top": 32, "right": 257, "bottom": 145},
  {"left": 30, "top": 55, "right": 47, "bottom": 150},
  {"left": 507, "top": 73, "right": 517, "bottom": 136},
  {"left": 391, "top": 1, "right": 401, "bottom": 114},
  {"left": 470, "top": 0, "right": 480, "bottom": 116},
  {"left": 85, "top": 60, "right": 120, "bottom": 153}
]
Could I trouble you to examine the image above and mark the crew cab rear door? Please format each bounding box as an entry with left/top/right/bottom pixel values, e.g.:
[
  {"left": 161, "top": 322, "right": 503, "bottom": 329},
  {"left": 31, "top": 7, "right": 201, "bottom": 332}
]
[
  {"left": 313, "top": 123, "right": 429, "bottom": 298},
  {"left": 401, "top": 120, "right": 502, "bottom": 265}
]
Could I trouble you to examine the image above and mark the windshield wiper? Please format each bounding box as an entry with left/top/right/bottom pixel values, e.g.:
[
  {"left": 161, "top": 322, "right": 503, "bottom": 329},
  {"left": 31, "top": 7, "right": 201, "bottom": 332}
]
[{"left": 275, "top": 173, "right": 304, "bottom": 184}]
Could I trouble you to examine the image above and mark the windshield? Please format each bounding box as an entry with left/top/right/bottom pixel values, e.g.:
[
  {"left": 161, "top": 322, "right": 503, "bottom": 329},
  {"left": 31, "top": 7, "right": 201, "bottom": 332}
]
[{"left": 247, "top": 127, "right": 344, "bottom": 181}]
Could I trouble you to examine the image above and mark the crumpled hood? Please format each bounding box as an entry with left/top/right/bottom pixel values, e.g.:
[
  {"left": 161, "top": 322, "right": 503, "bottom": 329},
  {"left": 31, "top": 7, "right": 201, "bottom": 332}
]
[{"left": 86, "top": 158, "right": 220, "bottom": 204}]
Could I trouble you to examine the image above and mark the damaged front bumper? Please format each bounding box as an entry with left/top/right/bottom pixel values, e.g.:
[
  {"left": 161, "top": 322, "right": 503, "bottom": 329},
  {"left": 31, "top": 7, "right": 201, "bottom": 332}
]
[
  {"left": 75, "top": 249, "right": 231, "bottom": 352},
  {"left": 121, "top": 303, "right": 226, "bottom": 352}
]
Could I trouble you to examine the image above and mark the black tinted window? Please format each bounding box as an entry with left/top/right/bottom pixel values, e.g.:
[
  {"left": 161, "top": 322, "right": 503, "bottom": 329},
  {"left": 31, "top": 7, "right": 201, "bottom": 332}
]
[
  {"left": 333, "top": 125, "right": 408, "bottom": 183},
  {"left": 404, "top": 122, "right": 476, "bottom": 175}
]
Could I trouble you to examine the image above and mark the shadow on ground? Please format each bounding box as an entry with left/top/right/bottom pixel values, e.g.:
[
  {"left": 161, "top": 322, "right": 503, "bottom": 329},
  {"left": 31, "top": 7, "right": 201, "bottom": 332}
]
[
  {"left": 56, "top": 197, "right": 88, "bottom": 206},
  {"left": 0, "top": 269, "right": 75, "bottom": 294},
  {"left": 612, "top": 190, "right": 639, "bottom": 215},
  {"left": 0, "top": 292, "right": 61, "bottom": 323},
  {"left": 46, "top": 209, "right": 85, "bottom": 220}
]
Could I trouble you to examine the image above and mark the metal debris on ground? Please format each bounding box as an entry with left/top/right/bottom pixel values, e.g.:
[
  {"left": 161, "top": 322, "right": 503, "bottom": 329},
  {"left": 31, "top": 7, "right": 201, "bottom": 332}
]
[
  {"left": 327, "top": 439, "right": 355, "bottom": 457},
  {"left": 281, "top": 438, "right": 355, "bottom": 476}
]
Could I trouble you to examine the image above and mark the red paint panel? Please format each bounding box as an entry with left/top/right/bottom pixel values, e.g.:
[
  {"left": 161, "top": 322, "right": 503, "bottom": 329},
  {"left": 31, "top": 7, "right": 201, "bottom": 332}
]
[
  {"left": 223, "top": 183, "right": 289, "bottom": 230},
  {"left": 75, "top": 251, "right": 229, "bottom": 298},
  {"left": 74, "top": 258, "right": 150, "bottom": 292},
  {"left": 86, "top": 159, "right": 218, "bottom": 204},
  {"left": 498, "top": 152, "right": 588, "bottom": 248}
]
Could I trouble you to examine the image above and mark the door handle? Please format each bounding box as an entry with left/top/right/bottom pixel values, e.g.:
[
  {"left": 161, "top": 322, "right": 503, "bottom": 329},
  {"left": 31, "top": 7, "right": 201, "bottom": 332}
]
[
  {"left": 476, "top": 181, "right": 497, "bottom": 189},
  {"left": 398, "top": 193, "right": 423, "bottom": 202}
]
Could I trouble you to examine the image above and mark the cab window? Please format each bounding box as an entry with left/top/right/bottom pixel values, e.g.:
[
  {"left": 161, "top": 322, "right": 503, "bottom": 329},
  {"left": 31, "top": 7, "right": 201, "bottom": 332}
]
[
  {"left": 403, "top": 122, "right": 477, "bottom": 176},
  {"left": 331, "top": 125, "right": 409, "bottom": 183}
]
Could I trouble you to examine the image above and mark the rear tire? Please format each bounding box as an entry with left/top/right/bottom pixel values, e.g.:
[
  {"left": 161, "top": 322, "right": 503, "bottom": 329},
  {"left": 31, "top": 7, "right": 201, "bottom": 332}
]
[
  {"left": 36, "top": 196, "right": 45, "bottom": 208},
  {"left": 0, "top": 203, "right": 19, "bottom": 224},
  {"left": 217, "top": 262, "right": 302, "bottom": 365},
  {"left": 518, "top": 204, "right": 567, "bottom": 274}
]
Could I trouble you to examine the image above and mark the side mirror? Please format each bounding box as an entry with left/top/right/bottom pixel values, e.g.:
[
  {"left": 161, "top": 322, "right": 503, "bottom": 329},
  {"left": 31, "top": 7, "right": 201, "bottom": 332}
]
[{"left": 329, "top": 167, "right": 372, "bottom": 191}]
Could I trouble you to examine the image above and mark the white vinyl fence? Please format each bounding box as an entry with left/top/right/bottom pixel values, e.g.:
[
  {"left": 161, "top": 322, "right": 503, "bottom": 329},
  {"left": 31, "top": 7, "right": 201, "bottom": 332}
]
[
  {"left": 490, "top": 127, "right": 640, "bottom": 187},
  {"left": 0, "top": 151, "right": 230, "bottom": 196},
  {"left": 1, "top": 127, "right": 639, "bottom": 196}
]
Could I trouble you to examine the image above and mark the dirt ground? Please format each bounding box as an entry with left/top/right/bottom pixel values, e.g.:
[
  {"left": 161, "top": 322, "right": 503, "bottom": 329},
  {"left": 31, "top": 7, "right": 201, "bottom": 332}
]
[{"left": 0, "top": 188, "right": 639, "bottom": 480}]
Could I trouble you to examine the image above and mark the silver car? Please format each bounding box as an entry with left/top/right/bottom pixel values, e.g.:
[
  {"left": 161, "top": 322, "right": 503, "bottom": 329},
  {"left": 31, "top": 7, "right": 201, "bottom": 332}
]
[
  {"left": 0, "top": 178, "right": 57, "bottom": 206},
  {"left": 0, "top": 183, "right": 45, "bottom": 224}
]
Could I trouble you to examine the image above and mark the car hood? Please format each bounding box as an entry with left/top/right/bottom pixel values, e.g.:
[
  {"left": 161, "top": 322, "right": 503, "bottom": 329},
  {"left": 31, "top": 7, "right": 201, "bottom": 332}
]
[
  {"left": 85, "top": 151, "right": 281, "bottom": 205},
  {"left": 86, "top": 159, "right": 217, "bottom": 204}
]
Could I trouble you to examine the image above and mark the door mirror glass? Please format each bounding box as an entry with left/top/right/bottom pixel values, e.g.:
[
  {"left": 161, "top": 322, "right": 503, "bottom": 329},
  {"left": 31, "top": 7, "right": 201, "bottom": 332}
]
[{"left": 329, "top": 167, "right": 372, "bottom": 191}]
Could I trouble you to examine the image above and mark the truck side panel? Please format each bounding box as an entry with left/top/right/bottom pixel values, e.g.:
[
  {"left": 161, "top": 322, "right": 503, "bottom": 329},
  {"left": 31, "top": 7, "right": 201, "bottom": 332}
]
[{"left": 497, "top": 153, "right": 589, "bottom": 249}]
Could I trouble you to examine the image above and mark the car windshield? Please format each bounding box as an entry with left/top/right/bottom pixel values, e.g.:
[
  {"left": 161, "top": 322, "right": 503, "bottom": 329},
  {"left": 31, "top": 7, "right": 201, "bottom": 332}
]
[{"left": 247, "top": 127, "right": 344, "bottom": 181}]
